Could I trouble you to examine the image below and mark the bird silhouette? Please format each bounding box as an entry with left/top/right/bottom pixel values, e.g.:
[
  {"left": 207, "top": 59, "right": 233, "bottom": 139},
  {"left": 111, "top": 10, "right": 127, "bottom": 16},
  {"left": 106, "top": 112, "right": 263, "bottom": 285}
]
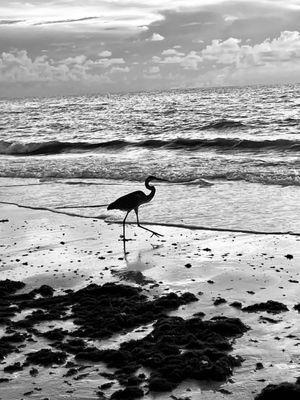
[{"left": 107, "top": 176, "right": 165, "bottom": 240}]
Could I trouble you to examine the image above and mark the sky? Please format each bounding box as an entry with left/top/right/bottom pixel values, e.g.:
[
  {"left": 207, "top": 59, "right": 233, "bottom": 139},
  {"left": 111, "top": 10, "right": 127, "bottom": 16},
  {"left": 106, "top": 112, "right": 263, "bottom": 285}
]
[{"left": 1, "top": 0, "right": 300, "bottom": 98}]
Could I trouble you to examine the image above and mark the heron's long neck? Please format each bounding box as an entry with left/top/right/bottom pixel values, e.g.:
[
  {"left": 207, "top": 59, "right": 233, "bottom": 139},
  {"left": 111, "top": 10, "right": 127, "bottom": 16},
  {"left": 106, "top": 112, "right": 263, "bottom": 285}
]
[{"left": 145, "top": 182, "right": 156, "bottom": 202}]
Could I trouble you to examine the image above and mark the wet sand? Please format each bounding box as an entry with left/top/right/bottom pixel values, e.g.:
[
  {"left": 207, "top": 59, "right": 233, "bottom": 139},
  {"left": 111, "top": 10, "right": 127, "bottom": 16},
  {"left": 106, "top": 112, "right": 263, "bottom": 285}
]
[{"left": 0, "top": 203, "right": 299, "bottom": 400}]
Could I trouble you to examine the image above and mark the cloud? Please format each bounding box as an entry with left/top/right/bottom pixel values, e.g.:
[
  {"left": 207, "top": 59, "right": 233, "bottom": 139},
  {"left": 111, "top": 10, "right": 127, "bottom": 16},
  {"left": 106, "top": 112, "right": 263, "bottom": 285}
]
[
  {"left": 147, "top": 33, "right": 165, "bottom": 41},
  {"left": 148, "top": 66, "right": 160, "bottom": 74},
  {"left": 2, "top": 30, "right": 300, "bottom": 98},
  {"left": 223, "top": 15, "right": 239, "bottom": 23},
  {"left": 0, "top": 1, "right": 163, "bottom": 34},
  {"left": 193, "top": 30, "right": 300, "bottom": 87},
  {"left": 155, "top": 49, "right": 203, "bottom": 69},
  {"left": 201, "top": 30, "right": 300, "bottom": 66},
  {"left": 99, "top": 50, "right": 112, "bottom": 57},
  {"left": 95, "top": 58, "right": 125, "bottom": 68},
  {"left": 0, "top": 50, "right": 125, "bottom": 85},
  {"left": 33, "top": 17, "right": 99, "bottom": 26},
  {"left": 110, "top": 66, "right": 130, "bottom": 73},
  {"left": 161, "top": 48, "right": 184, "bottom": 56},
  {"left": 61, "top": 55, "right": 87, "bottom": 66},
  {"left": 0, "top": 51, "right": 86, "bottom": 83},
  {"left": 0, "top": 48, "right": 132, "bottom": 97},
  {"left": 0, "top": 19, "right": 24, "bottom": 25},
  {"left": 140, "top": 1, "right": 300, "bottom": 56},
  {"left": 149, "top": 30, "right": 300, "bottom": 86},
  {"left": 202, "top": 37, "right": 242, "bottom": 64}
]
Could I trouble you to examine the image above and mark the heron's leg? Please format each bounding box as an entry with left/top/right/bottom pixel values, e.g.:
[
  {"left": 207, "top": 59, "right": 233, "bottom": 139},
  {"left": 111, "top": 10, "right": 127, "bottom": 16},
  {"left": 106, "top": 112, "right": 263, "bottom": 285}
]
[
  {"left": 122, "top": 211, "right": 130, "bottom": 241},
  {"left": 134, "top": 208, "right": 163, "bottom": 237}
]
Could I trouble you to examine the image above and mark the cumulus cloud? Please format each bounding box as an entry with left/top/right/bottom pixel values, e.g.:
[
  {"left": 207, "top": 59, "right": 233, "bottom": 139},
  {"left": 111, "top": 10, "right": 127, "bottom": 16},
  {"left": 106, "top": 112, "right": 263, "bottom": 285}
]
[
  {"left": 154, "top": 49, "right": 203, "bottom": 70},
  {"left": 0, "top": 50, "right": 124, "bottom": 83},
  {"left": 181, "top": 51, "right": 203, "bottom": 69},
  {"left": 223, "top": 14, "right": 239, "bottom": 23},
  {"left": 202, "top": 38, "right": 242, "bottom": 64},
  {"left": 152, "top": 30, "right": 300, "bottom": 77},
  {"left": 148, "top": 66, "right": 160, "bottom": 74},
  {"left": 95, "top": 58, "right": 125, "bottom": 68},
  {"left": 99, "top": 50, "right": 112, "bottom": 57},
  {"left": 62, "top": 55, "right": 87, "bottom": 66},
  {"left": 110, "top": 66, "right": 130, "bottom": 73},
  {"left": 148, "top": 30, "right": 300, "bottom": 86},
  {"left": 196, "top": 30, "right": 300, "bottom": 86},
  {"left": 147, "top": 33, "right": 164, "bottom": 41},
  {"left": 161, "top": 48, "right": 184, "bottom": 56},
  {"left": 1, "top": 30, "right": 300, "bottom": 97},
  {"left": 202, "top": 31, "right": 300, "bottom": 66},
  {"left": 0, "top": 51, "right": 67, "bottom": 83}
]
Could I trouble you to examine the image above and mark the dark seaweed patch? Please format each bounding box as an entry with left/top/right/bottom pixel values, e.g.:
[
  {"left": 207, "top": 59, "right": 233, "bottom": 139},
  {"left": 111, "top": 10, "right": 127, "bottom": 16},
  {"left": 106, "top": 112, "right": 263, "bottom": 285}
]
[
  {"left": 0, "top": 280, "right": 250, "bottom": 397},
  {"left": 76, "top": 315, "right": 249, "bottom": 392},
  {"left": 25, "top": 349, "right": 67, "bottom": 367},
  {"left": 242, "top": 301, "right": 288, "bottom": 314},
  {"left": 255, "top": 379, "right": 300, "bottom": 399}
]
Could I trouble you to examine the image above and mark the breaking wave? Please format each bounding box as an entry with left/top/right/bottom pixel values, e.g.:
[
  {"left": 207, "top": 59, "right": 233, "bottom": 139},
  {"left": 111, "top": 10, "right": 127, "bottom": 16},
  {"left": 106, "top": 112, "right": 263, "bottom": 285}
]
[{"left": 1, "top": 137, "right": 299, "bottom": 155}]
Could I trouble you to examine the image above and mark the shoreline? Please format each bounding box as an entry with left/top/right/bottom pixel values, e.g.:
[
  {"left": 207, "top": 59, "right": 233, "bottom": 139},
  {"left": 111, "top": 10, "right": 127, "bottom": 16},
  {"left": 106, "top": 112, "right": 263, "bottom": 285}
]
[
  {"left": 0, "top": 203, "right": 299, "bottom": 399},
  {"left": 1, "top": 200, "right": 299, "bottom": 237},
  {"left": 0, "top": 177, "right": 300, "bottom": 236}
]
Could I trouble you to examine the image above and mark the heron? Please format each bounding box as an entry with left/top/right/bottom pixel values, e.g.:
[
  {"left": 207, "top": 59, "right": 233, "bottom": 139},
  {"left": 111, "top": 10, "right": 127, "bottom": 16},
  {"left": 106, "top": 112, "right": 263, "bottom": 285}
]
[{"left": 107, "top": 176, "right": 165, "bottom": 240}]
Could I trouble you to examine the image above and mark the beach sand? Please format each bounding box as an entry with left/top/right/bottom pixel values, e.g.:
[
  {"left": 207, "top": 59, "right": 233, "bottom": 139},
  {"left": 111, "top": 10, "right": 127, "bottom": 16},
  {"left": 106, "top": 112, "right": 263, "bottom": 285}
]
[{"left": 0, "top": 203, "right": 299, "bottom": 400}]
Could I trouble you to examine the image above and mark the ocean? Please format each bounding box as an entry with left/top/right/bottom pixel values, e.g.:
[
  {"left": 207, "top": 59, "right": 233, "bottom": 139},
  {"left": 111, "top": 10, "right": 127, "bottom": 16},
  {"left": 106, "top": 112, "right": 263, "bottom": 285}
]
[{"left": 0, "top": 84, "right": 299, "bottom": 233}]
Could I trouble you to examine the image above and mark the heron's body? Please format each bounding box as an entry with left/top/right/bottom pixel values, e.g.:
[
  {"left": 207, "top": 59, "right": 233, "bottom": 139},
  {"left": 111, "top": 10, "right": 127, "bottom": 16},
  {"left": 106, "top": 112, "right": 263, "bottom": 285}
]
[
  {"left": 107, "top": 176, "right": 162, "bottom": 240},
  {"left": 107, "top": 190, "right": 152, "bottom": 212}
]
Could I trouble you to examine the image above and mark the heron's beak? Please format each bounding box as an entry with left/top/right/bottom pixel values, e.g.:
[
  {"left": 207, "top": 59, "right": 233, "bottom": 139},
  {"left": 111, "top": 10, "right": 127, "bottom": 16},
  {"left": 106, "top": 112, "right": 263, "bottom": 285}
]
[{"left": 154, "top": 177, "right": 170, "bottom": 183}]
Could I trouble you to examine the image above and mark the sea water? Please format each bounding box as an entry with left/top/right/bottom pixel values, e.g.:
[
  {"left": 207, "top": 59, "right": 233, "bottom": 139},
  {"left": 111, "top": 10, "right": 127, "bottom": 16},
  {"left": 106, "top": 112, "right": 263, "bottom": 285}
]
[{"left": 0, "top": 84, "right": 299, "bottom": 233}]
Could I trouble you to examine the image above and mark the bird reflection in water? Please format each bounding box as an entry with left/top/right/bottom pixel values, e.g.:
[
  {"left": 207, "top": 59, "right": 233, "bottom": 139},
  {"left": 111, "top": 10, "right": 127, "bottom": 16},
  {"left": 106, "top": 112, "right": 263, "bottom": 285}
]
[{"left": 123, "top": 244, "right": 162, "bottom": 273}]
